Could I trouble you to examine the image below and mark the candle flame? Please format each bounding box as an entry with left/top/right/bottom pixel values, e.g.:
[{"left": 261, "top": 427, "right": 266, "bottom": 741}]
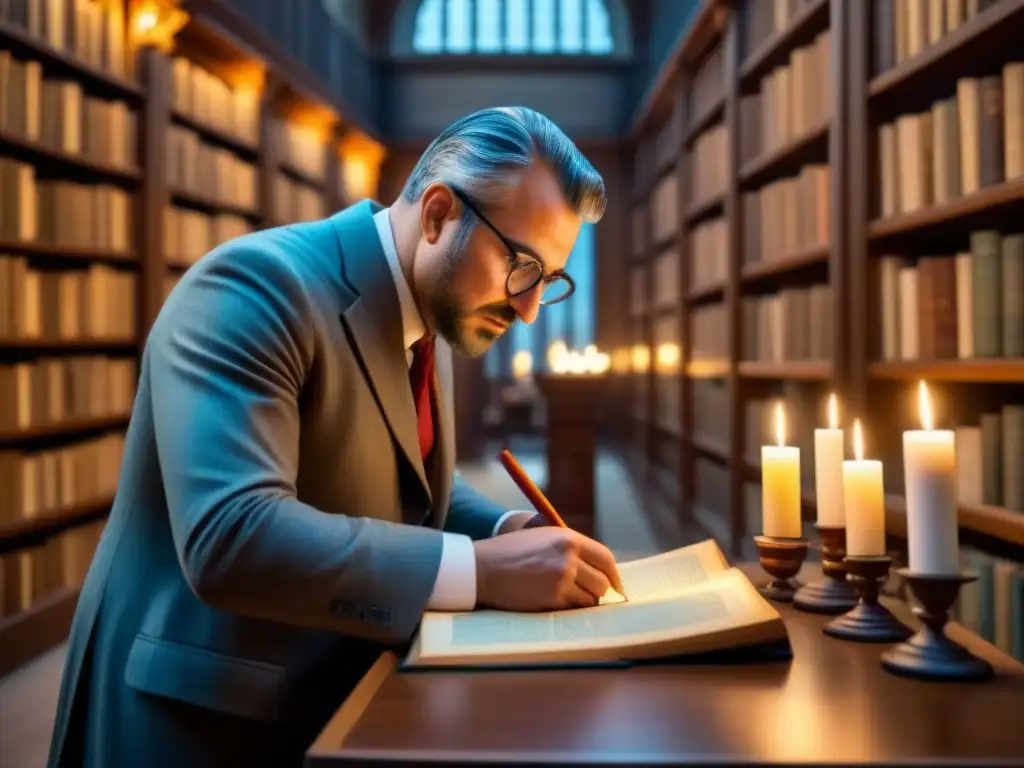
[
  {"left": 918, "top": 380, "right": 933, "bottom": 430},
  {"left": 827, "top": 393, "right": 839, "bottom": 430},
  {"left": 852, "top": 418, "right": 864, "bottom": 461},
  {"left": 774, "top": 401, "right": 786, "bottom": 447}
]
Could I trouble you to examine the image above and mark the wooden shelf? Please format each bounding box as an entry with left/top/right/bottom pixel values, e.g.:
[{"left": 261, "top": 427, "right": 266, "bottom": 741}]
[
  {"left": 868, "top": 0, "right": 1024, "bottom": 103},
  {"left": 170, "top": 189, "right": 262, "bottom": 222},
  {"left": 171, "top": 110, "right": 260, "bottom": 160},
  {"left": 868, "top": 177, "right": 1024, "bottom": 240},
  {"left": 740, "top": 244, "right": 829, "bottom": 284},
  {"left": 684, "top": 192, "right": 725, "bottom": 226},
  {"left": 692, "top": 434, "right": 728, "bottom": 461},
  {"left": 0, "top": 414, "right": 130, "bottom": 446},
  {"left": 687, "top": 281, "right": 725, "bottom": 304},
  {"left": 0, "top": 241, "right": 137, "bottom": 266},
  {"left": 738, "top": 120, "right": 829, "bottom": 189},
  {"left": 0, "top": 20, "right": 144, "bottom": 103},
  {"left": 739, "top": 0, "right": 830, "bottom": 86},
  {"left": 684, "top": 96, "right": 725, "bottom": 148},
  {"left": 869, "top": 359, "right": 1024, "bottom": 383},
  {"left": 0, "top": 587, "right": 81, "bottom": 678},
  {"left": 0, "top": 336, "right": 136, "bottom": 351},
  {"left": 0, "top": 495, "right": 113, "bottom": 555},
  {"left": 738, "top": 360, "right": 831, "bottom": 381},
  {"left": 885, "top": 495, "right": 1024, "bottom": 548},
  {"left": 0, "top": 130, "right": 142, "bottom": 185},
  {"left": 686, "top": 359, "right": 730, "bottom": 379},
  {"left": 279, "top": 162, "right": 325, "bottom": 190}
]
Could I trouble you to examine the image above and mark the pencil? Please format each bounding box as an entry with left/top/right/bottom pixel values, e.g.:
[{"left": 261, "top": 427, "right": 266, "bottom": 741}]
[{"left": 497, "top": 449, "right": 568, "bottom": 528}]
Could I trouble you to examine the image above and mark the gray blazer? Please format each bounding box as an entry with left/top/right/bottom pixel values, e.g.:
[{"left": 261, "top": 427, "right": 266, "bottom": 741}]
[{"left": 47, "top": 201, "right": 510, "bottom": 767}]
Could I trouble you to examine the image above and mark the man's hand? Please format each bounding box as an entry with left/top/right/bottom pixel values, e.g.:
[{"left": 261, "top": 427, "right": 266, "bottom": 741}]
[{"left": 473, "top": 527, "right": 625, "bottom": 612}]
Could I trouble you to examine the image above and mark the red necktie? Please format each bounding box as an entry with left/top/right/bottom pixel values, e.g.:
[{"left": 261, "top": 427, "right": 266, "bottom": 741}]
[{"left": 410, "top": 336, "right": 436, "bottom": 461}]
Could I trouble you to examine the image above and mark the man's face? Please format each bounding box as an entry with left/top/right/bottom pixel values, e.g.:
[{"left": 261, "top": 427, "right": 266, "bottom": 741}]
[{"left": 414, "top": 163, "right": 582, "bottom": 356}]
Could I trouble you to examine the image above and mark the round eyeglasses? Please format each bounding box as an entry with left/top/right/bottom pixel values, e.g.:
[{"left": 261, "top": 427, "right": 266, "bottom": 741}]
[{"left": 451, "top": 187, "right": 576, "bottom": 306}]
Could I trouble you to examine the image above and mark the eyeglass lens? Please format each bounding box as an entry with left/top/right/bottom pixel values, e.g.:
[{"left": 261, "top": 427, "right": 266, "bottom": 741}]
[{"left": 507, "top": 261, "right": 571, "bottom": 302}]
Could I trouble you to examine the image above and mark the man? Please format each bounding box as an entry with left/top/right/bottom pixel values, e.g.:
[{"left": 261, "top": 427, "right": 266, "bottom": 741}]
[{"left": 47, "top": 107, "right": 624, "bottom": 767}]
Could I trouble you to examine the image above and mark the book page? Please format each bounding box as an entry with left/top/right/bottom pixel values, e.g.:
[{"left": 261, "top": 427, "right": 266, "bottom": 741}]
[
  {"left": 600, "top": 538, "right": 730, "bottom": 605},
  {"left": 412, "top": 568, "right": 780, "bottom": 665}
]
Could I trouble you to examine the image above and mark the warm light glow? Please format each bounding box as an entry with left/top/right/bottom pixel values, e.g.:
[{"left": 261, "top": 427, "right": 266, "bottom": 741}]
[
  {"left": 655, "top": 343, "right": 680, "bottom": 372},
  {"left": 630, "top": 344, "right": 650, "bottom": 373},
  {"left": 129, "top": 0, "right": 188, "bottom": 52},
  {"left": 827, "top": 393, "right": 839, "bottom": 430},
  {"left": 852, "top": 418, "right": 864, "bottom": 461},
  {"left": 918, "top": 380, "right": 934, "bottom": 430},
  {"left": 512, "top": 351, "right": 533, "bottom": 380},
  {"left": 548, "top": 342, "right": 609, "bottom": 376},
  {"left": 774, "top": 401, "right": 786, "bottom": 447},
  {"left": 339, "top": 129, "right": 386, "bottom": 202}
]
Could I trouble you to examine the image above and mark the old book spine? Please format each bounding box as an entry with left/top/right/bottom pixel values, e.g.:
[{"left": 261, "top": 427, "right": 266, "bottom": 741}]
[
  {"left": 980, "top": 412, "right": 1003, "bottom": 507},
  {"left": 917, "top": 257, "right": 937, "bottom": 360},
  {"left": 955, "top": 252, "right": 974, "bottom": 358},
  {"left": 931, "top": 255, "right": 959, "bottom": 358},
  {"left": 874, "top": 0, "right": 896, "bottom": 75},
  {"left": 1001, "top": 234, "right": 1024, "bottom": 356},
  {"left": 1005, "top": 62, "right": 1024, "bottom": 180},
  {"left": 978, "top": 75, "right": 1005, "bottom": 189},
  {"left": 1002, "top": 405, "right": 1024, "bottom": 513},
  {"left": 970, "top": 230, "right": 1003, "bottom": 357}
]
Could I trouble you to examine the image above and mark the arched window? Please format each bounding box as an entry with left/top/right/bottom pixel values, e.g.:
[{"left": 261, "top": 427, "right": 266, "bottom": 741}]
[{"left": 412, "top": 0, "right": 615, "bottom": 55}]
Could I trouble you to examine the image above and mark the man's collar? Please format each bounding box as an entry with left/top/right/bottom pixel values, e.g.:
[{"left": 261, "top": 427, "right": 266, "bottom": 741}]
[{"left": 373, "top": 207, "right": 427, "bottom": 351}]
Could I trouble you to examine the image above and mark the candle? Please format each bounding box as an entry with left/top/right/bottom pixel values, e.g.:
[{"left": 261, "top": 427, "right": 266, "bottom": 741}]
[
  {"left": 814, "top": 393, "right": 845, "bottom": 526},
  {"left": 761, "top": 402, "right": 802, "bottom": 539},
  {"left": 843, "top": 419, "right": 886, "bottom": 556},
  {"left": 903, "top": 381, "right": 959, "bottom": 574}
]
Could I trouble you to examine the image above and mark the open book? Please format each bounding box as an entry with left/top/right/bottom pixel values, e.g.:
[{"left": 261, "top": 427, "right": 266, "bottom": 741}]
[{"left": 403, "top": 539, "right": 788, "bottom": 668}]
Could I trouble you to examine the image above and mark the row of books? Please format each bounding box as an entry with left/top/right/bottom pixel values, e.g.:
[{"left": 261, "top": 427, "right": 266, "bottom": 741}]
[
  {"left": 957, "top": 547, "right": 1023, "bottom": 662},
  {"left": 692, "top": 302, "right": 729, "bottom": 361},
  {"left": 690, "top": 122, "right": 729, "bottom": 207},
  {"left": 0, "top": 159, "right": 132, "bottom": 249},
  {"left": 739, "top": 29, "right": 831, "bottom": 164},
  {"left": 690, "top": 217, "right": 728, "bottom": 292},
  {"left": 695, "top": 457, "right": 730, "bottom": 538},
  {"left": 954, "top": 408, "right": 1024, "bottom": 512},
  {"left": 650, "top": 248, "right": 680, "bottom": 311},
  {"left": 742, "top": 284, "right": 834, "bottom": 363},
  {"left": 0, "top": 357, "right": 135, "bottom": 431},
  {"left": 170, "top": 57, "right": 260, "bottom": 147},
  {"left": 689, "top": 45, "right": 724, "bottom": 128},
  {"left": 648, "top": 172, "right": 678, "bottom": 246},
  {"left": 629, "top": 265, "right": 646, "bottom": 317},
  {"left": 652, "top": 373, "right": 681, "bottom": 435},
  {"left": 273, "top": 172, "right": 325, "bottom": 225},
  {"left": 278, "top": 121, "right": 328, "bottom": 182},
  {"left": 0, "top": 52, "right": 137, "bottom": 169},
  {"left": 693, "top": 377, "right": 729, "bottom": 451},
  {"left": 741, "top": 0, "right": 822, "bottom": 60},
  {"left": 742, "top": 164, "right": 829, "bottom": 266},
  {"left": 0, "top": 258, "right": 136, "bottom": 341},
  {"left": 873, "top": 0, "right": 1003, "bottom": 76},
  {"left": 878, "top": 230, "right": 1024, "bottom": 361},
  {"left": 164, "top": 207, "right": 253, "bottom": 267},
  {"left": 630, "top": 204, "right": 647, "bottom": 258},
  {"left": 879, "top": 66, "right": 1024, "bottom": 217},
  {"left": 1, "top": 519, "right": 105, "bottom": 619},
  {"left": 0, "top": 432, "right": 124, "bottom": 521},
  {"left": 167, "top": 125, "right": 258, "bottom": 212},
  {"left": 1, "top": 0, "right": 130, "bottom": 80}
]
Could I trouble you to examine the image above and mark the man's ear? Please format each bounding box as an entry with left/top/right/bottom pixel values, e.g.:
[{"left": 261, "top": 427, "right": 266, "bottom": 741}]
[{"left": 419, "top": 184, "right": 456, "bottom": 245}]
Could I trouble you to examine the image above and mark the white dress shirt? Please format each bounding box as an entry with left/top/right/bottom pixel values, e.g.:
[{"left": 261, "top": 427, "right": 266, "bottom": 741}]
[{"left": 373, "top": 208, "right": 525, "bottom": 611}]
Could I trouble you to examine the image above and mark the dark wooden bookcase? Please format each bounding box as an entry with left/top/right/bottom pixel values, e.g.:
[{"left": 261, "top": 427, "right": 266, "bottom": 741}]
[
  {"left": 622, "top": 0, "right": 1024, "bottom": 660},
  {"left": 0, "top": 0, "right": 385, "bottom": 676}
]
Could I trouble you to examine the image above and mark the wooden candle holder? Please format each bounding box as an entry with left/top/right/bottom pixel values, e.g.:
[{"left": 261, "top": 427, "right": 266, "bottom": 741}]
[
  {"left": 824, "top": 555, "right": 912, "bottom": 642},
  {"left": 880, "top": 569, "right": 994, "bottom": 682},
  {"left": 753, "top": 535, "right": 808, "bottom": 602},
  {"left": 793, "top": 525, "right": 859, "bottom": 615}
]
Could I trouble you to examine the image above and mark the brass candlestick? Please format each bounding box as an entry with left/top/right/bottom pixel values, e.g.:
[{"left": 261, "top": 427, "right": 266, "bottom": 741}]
[
  {"left": 793, "top": 525, "right": 859, "bottom": 614},
  {"left": 754, "top": 535, "right": 808, "bottom": 602},
  {"left": 880, "top": 569, "right": 994, "bottom": 681},
  {"left": 824, "top": 555, "right": 912, "bottom": 642}
]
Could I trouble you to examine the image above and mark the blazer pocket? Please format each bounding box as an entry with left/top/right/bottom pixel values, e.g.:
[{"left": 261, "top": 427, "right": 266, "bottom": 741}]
[{"left": 124, "top": 633, "right": 287, "bottom": 724}]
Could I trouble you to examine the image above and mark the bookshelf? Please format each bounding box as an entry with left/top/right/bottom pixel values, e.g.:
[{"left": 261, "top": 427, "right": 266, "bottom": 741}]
[
  {"left": 622, "top": 0, "right": 1024, "bottom": 662},
  {"left": 0, "top": 0, "right": 385, "bottom": 677}
]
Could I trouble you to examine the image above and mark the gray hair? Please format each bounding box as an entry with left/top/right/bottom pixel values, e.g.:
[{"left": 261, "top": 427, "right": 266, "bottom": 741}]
[{"left": 401, "top": 107, "right": 607, "bottom": 223}]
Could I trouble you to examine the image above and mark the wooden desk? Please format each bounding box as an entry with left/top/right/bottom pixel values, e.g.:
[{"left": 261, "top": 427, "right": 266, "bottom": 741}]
[{"left": 307, "top": 576, "right": 1024, "bottom": 766}]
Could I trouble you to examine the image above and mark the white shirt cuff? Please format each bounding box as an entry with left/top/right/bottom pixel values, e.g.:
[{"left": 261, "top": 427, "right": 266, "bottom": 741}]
[
  {"left": 425, "top": 532, "right": 476, "bottom": 612},
  {"left": 490, "top": 509, "right": 532, "bottom": 537}
]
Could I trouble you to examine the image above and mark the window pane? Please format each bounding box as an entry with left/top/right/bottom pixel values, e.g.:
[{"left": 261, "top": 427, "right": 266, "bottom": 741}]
[
  {"left": 476, "top": 0, "right": 502, "bottom": 52},
  {"left": 560, "top": 0, "right": 583, "bottom": 53},
  {"left": 446, "top": 0, "right": 472, "bottom": 52},
  {"left": 505, "top": 0, "right": 528, "bottom": 52},
  {"left": 413, "top": 0, "right": 443, "bottom": 52},
  {"left": 585, "top": 0, "right": 613, "bottom": 53},
  {"left": 531, "top": 0, "right": 555, "bottom": 53}
]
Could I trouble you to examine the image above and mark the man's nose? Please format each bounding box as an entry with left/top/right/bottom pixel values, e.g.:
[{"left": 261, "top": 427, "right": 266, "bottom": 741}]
[{"left": 508, "top": 286, "right": 543, "bottom": 325}]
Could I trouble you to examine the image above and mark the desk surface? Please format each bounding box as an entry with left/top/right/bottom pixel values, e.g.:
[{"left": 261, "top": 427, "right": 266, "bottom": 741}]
[{"left": 307, "top": 573, "right": 1024, "bottom": 766}]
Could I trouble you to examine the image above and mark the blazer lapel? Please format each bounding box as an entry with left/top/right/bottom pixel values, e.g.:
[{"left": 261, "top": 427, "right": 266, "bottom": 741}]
[
  {"left": 429, "top": 340, "right": 456, "bottom": 525},
  {"left": 332, "top": 201, "right": 430, "bottom": 500}
]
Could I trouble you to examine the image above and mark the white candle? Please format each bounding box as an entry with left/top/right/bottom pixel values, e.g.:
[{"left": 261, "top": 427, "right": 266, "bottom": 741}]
[
  {"left": 762, "top": 402, "right": 802, "bottom": 539},
  {"left": 843, "top": 419, "right": 886, "bottom": 556},
  {"left": 814, "top": 393, "right": 845, "bottom": 526},
  {"left": 903, "top": 381, "right": 959, "bottom": 575}
]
